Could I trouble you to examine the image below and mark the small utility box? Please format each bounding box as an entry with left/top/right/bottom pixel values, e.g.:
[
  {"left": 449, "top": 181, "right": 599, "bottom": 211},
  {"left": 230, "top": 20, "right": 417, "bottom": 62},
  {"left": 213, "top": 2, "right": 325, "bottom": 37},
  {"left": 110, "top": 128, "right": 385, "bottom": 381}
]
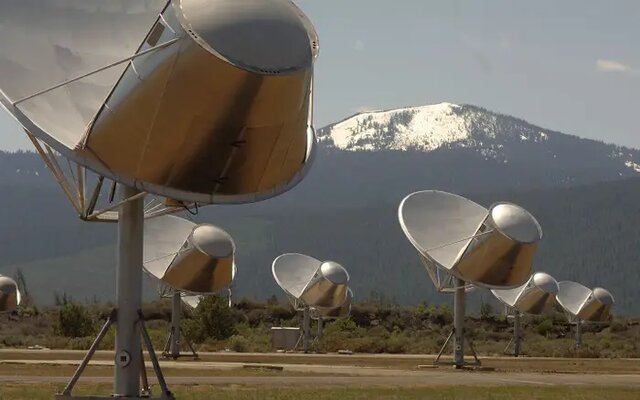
[{"left": 271, "top": 327, "right": 301, "bottom": 351}]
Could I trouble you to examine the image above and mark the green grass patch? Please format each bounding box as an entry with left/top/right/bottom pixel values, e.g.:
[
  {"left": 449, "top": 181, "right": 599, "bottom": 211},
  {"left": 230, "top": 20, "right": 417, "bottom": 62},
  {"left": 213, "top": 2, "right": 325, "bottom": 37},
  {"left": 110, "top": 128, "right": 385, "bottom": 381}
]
[{"left": 0, "top": 385, "right": 639, "bottom": 400}]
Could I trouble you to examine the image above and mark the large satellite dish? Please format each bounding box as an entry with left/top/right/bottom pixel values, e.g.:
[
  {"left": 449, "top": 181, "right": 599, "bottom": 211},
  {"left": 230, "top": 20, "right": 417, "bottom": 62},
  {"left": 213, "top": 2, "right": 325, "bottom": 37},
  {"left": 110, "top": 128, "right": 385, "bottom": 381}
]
[
  {"left": 0, "top": 1, "right": 320, "bottom": 398},
  {"left": 556, "top": 281, "right": 614, "bottom": 322},
  {"left": 493, "top": 272, "right": 559, "bottom": 315},
  {"left": 272, "top": 253, "right": 351, "bottom": 352},
  {"left": 143, "top": 215, "right": 236, "bottom": 359},
  {"left": 492, "top": 272, "right": 559, "bottom": 356},
  {"left": 0, "top": 275, "right": 21, "bottom": 313},
  {"left": 0, "top": 0, "right": 318, "bottom": 206},
  {"left": 143, "top": 215, "right": 236, "bottom": 294},
  {"left": 399, "top": 190, "right": 542, "bottom": 289},
  {"left": 398, "top": 190, "right": 543, "bottom": 368},
  {"left": 556, "top": 281, "right": 614, "bottom": 348}
]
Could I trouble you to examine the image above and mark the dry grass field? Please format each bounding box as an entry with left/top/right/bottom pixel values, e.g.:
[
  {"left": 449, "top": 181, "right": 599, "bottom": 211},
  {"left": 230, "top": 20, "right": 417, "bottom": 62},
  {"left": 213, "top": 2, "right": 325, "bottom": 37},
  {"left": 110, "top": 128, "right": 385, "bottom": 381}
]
[{"left": 0, "top": 384, "right": 639, "bottom": 400}]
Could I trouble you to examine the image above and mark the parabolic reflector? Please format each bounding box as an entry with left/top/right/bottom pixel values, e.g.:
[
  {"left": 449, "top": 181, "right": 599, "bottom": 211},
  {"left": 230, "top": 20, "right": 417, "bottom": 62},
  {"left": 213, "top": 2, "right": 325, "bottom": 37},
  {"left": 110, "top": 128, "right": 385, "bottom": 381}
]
[
  {"left": 0, "top": 0, "right": 318, "bottom": 204},
  {"left": 0, "top": 275, "right": 20, "bottom": 313},
  {"left": 272, "top": 254, "right": 350, "bottom": 309},
  {"left": 143, "top": 215, "right": 236, "bottom": 294},
  {"left": 398, "top": 190, "right": 542, "bottom": 289},
  {"left": 492, "top": 272, "right": 559, "bottom": 315},
  {"left": 556, "top": 281, "right": 614, "bottom": 322}
]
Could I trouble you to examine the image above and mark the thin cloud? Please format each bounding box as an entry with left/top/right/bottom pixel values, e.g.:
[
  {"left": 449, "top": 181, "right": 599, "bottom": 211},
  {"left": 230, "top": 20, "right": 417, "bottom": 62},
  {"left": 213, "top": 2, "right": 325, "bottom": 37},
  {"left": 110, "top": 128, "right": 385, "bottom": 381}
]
[
  {"left": 353, "top": 39, "right": 365, "bottom": 52},
  {"left": 596, "top": 59, "right": 632, "bottom": 73},
  {"left": 354, "top": 105, "right": 376, "bottom": 114}
]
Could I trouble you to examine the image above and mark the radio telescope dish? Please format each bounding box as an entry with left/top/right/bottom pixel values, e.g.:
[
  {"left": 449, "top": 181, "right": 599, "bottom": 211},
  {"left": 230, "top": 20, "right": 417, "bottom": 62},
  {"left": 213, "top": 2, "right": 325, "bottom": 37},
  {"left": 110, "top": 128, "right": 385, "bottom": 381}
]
[
  {"left": 0, "top": 0, "right": 318, "bottom": 205},
  {"left": 492, "top": 272, "right": 559, "bottom": 315},
  {"left": 556, "top": 281, "right": 614, "bottom": 348},
  {"left": 399, "top": 190, "right": 542, "bottom": 289},
  {"left": 145, "top": 216, "right": 236, "bottom": 361},
  {"left": 398, "top": 190, "right": 543, "bottom": 369},
  {"left": 0, "top": 276, "right": 20, "bottom": 313},
  {"left": 272, "top": 253, "right": 350, "bottom": 352},
  {"left": 273, "top": 254, "right": 349, "bottom": 309},
  {"left": 143, "top": 215, "right": 236, "bottom": 294},
  {"left": 492, "top": 272, "right": 558, "bottom": 357},
  {"left": 556, "top": 282, "right": 614, "bottom": 322}
]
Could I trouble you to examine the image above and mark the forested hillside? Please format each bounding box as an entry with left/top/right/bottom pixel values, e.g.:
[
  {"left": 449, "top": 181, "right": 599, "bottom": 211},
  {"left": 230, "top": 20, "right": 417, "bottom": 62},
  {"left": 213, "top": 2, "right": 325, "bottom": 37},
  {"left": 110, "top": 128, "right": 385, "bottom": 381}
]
[{"left": 1, "top": 104, "right": 640, "bottom": 314}]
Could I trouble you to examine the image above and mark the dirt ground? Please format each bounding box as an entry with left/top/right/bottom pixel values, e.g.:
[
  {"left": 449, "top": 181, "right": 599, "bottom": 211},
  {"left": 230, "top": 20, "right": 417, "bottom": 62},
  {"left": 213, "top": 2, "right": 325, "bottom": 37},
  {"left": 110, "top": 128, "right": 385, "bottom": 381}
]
[{"left": 0, "top": 350, "right": 638, "bottom": 387}]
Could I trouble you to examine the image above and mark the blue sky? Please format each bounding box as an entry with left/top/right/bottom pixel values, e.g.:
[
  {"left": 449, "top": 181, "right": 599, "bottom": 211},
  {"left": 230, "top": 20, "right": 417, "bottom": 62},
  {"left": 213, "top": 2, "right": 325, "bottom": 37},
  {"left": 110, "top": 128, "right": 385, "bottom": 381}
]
[{"left": 1, "top": 0, "right": 638, "bottom": 150}]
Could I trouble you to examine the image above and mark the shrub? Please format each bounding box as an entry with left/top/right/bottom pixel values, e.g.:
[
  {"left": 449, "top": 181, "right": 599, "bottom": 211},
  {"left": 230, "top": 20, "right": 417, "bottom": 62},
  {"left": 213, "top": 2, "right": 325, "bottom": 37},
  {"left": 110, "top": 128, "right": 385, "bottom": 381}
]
[
  {"left": 55, "top": 303, "right": 96, "bottom": 338},
  {"left": 609, "top": 320, "right": 628, "bottom": 333},
  {"left": 536, "top": 319, "right": 554, "bottom": 337},
  {"left": 183, "top": 296, "right": 236, "bottom": 343},
  {"left": 480, "top": 301, "right": 494, "bottom": 320},
  {"left": 385, "top": 334, "right": 410, "bottom": 353},
  {"left": 229, "top": 335, "right": 249, "bottom": 352}
]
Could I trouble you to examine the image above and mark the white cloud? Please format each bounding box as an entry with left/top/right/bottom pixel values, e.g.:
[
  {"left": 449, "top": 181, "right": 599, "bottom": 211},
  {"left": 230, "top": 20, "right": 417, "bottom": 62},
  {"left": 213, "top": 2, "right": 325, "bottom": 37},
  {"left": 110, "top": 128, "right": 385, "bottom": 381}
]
[
  {"left": 596, "top": 59, "right": 632, "bottom": 73},
  {"left": 354, "top": 105, "right": 375, "bottom": 114},
  {"left": 353, "top": 39, "right": 365, "bottom": 52}
]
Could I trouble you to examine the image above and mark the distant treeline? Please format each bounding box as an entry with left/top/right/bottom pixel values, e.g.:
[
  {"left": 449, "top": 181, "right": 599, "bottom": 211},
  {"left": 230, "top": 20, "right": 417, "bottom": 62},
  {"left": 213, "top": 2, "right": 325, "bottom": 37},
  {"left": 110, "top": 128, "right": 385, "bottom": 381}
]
[{"left": 1, "top": 296, "right": 638, "bottom": 358}]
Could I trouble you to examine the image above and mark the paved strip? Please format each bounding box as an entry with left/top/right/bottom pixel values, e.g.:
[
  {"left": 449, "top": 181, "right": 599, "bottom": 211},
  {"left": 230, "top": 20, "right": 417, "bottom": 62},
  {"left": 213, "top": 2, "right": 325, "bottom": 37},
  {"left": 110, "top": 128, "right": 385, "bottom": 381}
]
[
  {"left": 0, "top": 374, "right": 639, "bottom": 387},
  {"left": 0, "top": 359, "right": 639, "bottom": 387},
  {"left": 1, "top": 349, "right": 637, "bottom": 362}
]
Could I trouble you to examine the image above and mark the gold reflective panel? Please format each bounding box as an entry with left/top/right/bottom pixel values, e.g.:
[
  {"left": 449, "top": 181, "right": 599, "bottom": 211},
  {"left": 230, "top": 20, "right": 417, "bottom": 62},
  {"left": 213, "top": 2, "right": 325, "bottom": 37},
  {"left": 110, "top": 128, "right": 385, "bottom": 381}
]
[
  {"left": 162, "top": 225, "right": 236, "bottom": 293},
  {"left": 316, "top": 288, "right": 353, "bottom": 319},
  {"left": 453, "top": 203, "right": 542, "bottom": 288},
  {"left": 0, "top": 276, "right": 20, "bottom": 313},
  {"left": 86, "top": 42, "right": 312, "bottom": 199},
  {"left": 299, "top": 261, "right": 349, "bottom": 309},
  {"left": 576, "top": 288, "right": 614, "bottom": 322}
]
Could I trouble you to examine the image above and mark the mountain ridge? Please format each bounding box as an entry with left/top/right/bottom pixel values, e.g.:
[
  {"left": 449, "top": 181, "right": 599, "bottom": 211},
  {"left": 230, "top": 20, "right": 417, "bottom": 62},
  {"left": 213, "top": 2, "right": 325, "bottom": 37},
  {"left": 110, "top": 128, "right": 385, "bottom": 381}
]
[{"left": 318, "top": 103, "right": 640, "bottom": 176}]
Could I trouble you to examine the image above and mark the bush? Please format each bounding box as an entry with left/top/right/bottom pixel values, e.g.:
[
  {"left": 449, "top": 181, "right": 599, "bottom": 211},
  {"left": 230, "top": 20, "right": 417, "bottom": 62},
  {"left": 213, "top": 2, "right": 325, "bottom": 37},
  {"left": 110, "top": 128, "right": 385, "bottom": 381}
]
[
  {"left": 229, "top": 335, "right": 249, "bottom": 352},
  {"left": 385, "top": 334, "right": 410, "bottom": 353},
  {"left": 183, "top": 295, "right": 236, "bottom": 343},
  {"left": 536, "top": 319, "right": 554, "bottom": 337},
  {"left": 609, "top": 320, "right": 628, "bottom": 333},
  {"left": 55, "top": 303, "right": 96, "bottom": 338},
  {"left": 480, "top": 301, "right": 494, "bottom": 320}
]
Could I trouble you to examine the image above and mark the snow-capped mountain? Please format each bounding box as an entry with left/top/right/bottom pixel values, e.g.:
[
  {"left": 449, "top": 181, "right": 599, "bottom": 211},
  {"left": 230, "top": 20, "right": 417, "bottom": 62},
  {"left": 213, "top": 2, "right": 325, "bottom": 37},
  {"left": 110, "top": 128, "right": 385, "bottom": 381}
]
[
  {"left": 320, "top": 102, "right": 479, "bottom": 151},
  {"left": 318, "top": 102, "right": 640, "bottom": 174}
]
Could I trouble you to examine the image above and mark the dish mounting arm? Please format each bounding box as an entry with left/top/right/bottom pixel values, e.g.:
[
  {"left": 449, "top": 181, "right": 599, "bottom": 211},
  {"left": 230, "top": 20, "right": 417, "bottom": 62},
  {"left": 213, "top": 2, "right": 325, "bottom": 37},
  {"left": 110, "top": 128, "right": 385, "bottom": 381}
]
[{"left": 26, "top": 130, "right": 194, "bottom": 222}]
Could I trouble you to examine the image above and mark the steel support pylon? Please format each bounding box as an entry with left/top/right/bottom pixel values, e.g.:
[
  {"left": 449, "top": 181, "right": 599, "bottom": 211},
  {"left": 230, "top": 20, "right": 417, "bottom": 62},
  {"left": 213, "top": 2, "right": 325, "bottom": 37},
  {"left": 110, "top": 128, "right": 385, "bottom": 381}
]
[
  {"left": 433, "top": 278, "right": 481, "bottom": 368},
  {"left": 504, "top": 312, "right": 523, "bottom": 357},
  {"left": 162, "top": 292, "right": 198, "bottom": 360},
  {"left": 453, "top": 277, "right": 465, "bottom": 368},
  {"left": 302, "top": 306, "right": 311, "bottom": 353},
  {"left": 55, "top": 187, "right": 174, "bottom": 399},
  {"left": 114, "top": 186, "right": 145, "bottom": 395},
  {"left": 169, "top": 292, "right": 182, "bottom": 357},
  {"left": 513, "top": 312, "right": 522, "bottom": 356}
]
